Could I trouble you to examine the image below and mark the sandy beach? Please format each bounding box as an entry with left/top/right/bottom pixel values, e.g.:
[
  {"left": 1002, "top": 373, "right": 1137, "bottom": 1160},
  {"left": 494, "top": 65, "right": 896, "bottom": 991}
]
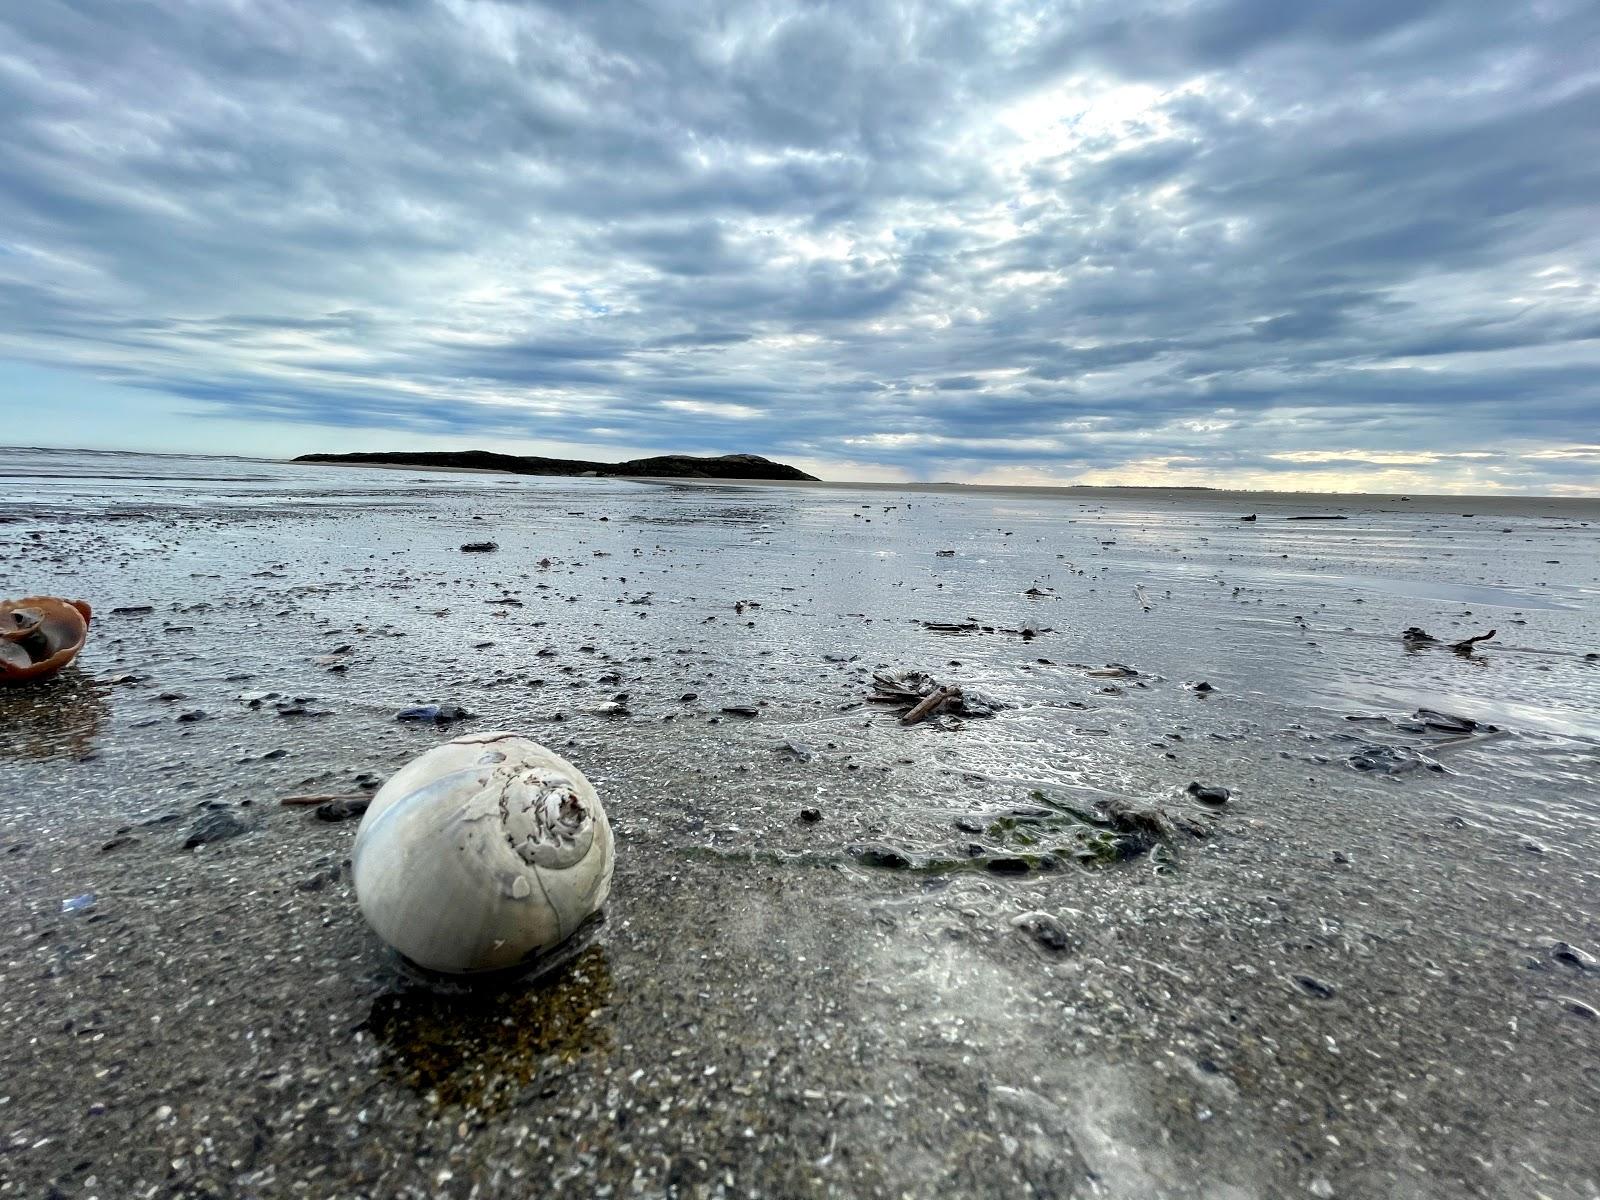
[{"left": 2, "top": 448, "right": 1597, "bottom": 1198}]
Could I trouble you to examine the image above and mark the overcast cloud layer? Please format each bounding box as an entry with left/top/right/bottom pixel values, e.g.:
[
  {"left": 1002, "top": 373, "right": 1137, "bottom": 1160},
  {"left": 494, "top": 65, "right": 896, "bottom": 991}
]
[{"left": 3, "top": 0, "right": 1598, "bottom": 491}]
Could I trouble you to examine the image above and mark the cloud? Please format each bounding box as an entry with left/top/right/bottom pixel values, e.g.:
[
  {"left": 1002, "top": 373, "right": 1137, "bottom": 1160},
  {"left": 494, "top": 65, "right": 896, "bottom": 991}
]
[{"left": 1, "top": 0, "right": 1597, "bottom": 491}]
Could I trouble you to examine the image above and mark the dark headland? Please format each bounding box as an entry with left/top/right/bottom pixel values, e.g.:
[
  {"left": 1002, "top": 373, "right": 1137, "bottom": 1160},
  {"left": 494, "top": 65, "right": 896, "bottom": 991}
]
[{"left": 294, "top": 449, "right": 820, "bottom": 482}]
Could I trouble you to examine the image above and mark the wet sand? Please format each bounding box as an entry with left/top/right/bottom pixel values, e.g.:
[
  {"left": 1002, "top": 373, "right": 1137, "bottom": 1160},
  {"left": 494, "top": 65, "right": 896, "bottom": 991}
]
[
  {"left": 632, "top": 475, "right": 1600, "bottom": 518},
  {"left": 2, "top": 449, "right": 1598, "bottom": 1198}
]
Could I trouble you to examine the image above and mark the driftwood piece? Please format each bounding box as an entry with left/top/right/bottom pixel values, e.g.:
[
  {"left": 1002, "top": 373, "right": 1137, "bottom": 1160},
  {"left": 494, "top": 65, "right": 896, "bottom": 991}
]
[
  {"left": 1428, "top": 729, "right": 1511, "bottom": 755},
  {"left": 870, "top": 669, "right": 1001, "bottom": 723},
  {"left": 1087, "top": 663, "right": 1140, "bottom": 678},
  {"left": 279, "top": 793, "right": 371, "bottom": 807},
  {"left": 1449, "top": 629, "right": 1496, "bottom": 653},
  {"left": 1414, "top": 708, "right": 1482, "bottom": 733},
  {"left": 901, "top": 686, "right": 960, "bottom": 726},
  {"left": 922, "top": 620, "right": 982, "bottom": 634},
  {"left": 870, "top": 669, "right": 935, "bottom": 703}
]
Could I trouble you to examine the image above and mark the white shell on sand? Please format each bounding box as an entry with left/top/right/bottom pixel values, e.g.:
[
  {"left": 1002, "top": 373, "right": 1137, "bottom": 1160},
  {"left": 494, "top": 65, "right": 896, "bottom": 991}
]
[{"left": 352, "top": 731, "right": 614, "bottom": 974}]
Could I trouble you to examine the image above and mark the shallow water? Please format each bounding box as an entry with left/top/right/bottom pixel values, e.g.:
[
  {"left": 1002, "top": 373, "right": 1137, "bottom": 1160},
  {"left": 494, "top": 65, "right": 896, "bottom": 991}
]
[{"left": 1, "top": 449, "right": 1598, "bottom": 1199}]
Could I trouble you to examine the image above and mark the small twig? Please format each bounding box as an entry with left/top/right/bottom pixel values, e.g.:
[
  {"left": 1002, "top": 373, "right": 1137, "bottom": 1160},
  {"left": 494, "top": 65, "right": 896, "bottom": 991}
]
[
  {"left": 278, "top": 793, "right": 371, "bottom": 807},
  {"left": 1450, "top": 629, "right": 1496, "bottom": 654}
]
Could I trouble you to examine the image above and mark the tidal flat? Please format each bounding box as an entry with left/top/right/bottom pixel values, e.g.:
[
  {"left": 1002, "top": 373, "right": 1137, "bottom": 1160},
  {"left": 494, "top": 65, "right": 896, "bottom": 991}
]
[{"left": 1, "top": 448, "right": 1598, "bottom": 1199}]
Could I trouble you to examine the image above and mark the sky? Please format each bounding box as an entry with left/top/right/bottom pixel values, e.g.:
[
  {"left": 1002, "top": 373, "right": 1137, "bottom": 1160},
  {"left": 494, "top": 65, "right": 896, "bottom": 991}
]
[{"left": 2, "top": 1, "right": 1598, "bottom": 493}]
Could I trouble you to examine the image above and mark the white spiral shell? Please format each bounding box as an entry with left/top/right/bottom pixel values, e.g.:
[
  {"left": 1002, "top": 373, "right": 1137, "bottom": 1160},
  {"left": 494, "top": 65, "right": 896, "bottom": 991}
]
[{"left": 352, "top": 731, "right": 614, "bottom": 974}]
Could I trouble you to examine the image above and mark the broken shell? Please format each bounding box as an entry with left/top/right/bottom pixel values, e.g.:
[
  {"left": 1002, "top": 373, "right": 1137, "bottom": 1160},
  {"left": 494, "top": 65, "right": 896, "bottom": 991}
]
[
  {"left": 0, "top": 597, "right": 93, "bottom": 685},
  {"left": 352, "top": 731, "right": 614, "bottom": 975}
]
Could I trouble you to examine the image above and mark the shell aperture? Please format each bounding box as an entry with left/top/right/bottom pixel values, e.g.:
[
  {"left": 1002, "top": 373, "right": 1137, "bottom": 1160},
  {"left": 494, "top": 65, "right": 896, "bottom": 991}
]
[
  {"left": 0, "top": 597, "right": 92, "bottom": 685},
  {"left": 352, "top": 732, "right": 614, "bottom": 975}
]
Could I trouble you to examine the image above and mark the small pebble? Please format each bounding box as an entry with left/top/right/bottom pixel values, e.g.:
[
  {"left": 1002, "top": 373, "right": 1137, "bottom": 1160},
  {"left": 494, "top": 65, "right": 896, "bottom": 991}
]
[
  {"left": 1292, "top": 974, "right": 1336, "bottom": 1000},
  {"left": 1010, "top": 911, "right": 1072, "bottom": 953}
]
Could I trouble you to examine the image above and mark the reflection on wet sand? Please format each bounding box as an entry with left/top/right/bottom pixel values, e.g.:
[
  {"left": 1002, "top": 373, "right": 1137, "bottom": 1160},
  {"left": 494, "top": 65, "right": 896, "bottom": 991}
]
[
  {"left": 363, "top": 947, "right": 613, "bottom": 1110},
  {"left": 0, "top": 670, "right": 108, "bottom": 762}
]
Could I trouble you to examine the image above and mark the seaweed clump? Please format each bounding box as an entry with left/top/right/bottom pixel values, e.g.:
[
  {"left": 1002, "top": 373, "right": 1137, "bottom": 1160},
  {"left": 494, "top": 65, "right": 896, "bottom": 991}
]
[{"left": 851, "top": 791, "right": 1210, "bottom": 876}]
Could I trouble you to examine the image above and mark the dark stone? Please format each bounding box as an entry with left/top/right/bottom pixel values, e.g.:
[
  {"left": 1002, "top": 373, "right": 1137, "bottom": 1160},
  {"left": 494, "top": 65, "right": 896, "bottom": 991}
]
[
  {"left": 296, "top": 866, "right": 342, "bottom": 892},
  {"left": 1012, "top": 911, "right": 1073, "bottom": 953},
  {"left": 798, "top": 807, "right": 823, "bottom": 824},
  {"left": 315, "top": 797, "right": 372, "bottom": 822},
  {"left": 183, "top": 809, "right": 249, "bottom": 850},
  {"left": 955, "top": 689, "right": 1003, "bottom": 718},
  {"left": 176, "top": 709, "right": 207, "bottom": 723},
  {"left": 1186, "top": 781, "right": 1231, "bottom": 807},
  {"left": 397, "top": 703, "right": 472, "bottom": 724},
  {"left": 1291, "top": 974, "right": 1336, "bottom": 1000},
  {"left": 720, "top": 705, "right": 759, "bottom": 717},
  {"left": 275, "top": 702, "right": 331, "bottom": 717}
]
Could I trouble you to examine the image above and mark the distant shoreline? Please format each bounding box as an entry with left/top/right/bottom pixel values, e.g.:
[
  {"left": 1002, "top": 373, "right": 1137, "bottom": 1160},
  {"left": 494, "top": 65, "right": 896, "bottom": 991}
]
[
  {"left": 291, "top": 448, "right": 819, "bottom": 482},
  {"left": 6, "top": 447, "right": 1593, "bottom": 511},
  {"left": 286, "top": 458, "right": 1600, "bottom": 519}
]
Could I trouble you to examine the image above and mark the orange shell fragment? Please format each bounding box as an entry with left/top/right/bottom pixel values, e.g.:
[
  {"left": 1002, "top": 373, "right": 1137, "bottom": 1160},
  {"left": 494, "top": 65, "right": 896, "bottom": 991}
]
[{"left": 0, "top": 597, "right": 93, "bottom": 684}]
